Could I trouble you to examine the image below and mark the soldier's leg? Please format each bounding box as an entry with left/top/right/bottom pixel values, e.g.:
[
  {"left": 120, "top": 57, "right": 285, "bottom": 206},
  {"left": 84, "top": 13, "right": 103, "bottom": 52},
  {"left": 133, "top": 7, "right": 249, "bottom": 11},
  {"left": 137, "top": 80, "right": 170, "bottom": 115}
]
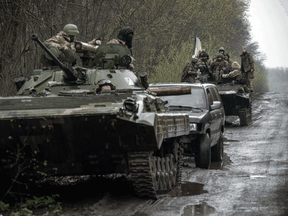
[{"left": 248, "top": 72, "right": 254, "bottom": 92}]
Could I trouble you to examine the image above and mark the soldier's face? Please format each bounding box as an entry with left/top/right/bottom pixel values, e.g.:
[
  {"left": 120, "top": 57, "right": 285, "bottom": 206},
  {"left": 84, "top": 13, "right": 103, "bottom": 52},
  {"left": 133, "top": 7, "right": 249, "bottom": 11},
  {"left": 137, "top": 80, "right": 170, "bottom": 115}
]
[
  {"left": 217, "top": 57, "right": 222, "bottom": 61},
  {"left": 69, "top": 36, "right": 75, "bottom": 42},
  {"left": 242, "top": 48, "right": 246, "bottom": 53},
  {"left": 219, "top": 51, "right": 224, "bottom": 54}
]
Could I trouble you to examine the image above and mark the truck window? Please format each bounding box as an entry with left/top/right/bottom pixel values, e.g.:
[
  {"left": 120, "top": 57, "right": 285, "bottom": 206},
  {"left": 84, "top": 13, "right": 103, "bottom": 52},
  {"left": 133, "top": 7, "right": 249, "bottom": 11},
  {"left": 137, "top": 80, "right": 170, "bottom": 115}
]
[
  {"left": 213, "top": 86, "right": 222, "bottom": 101},
  {"left": 210, "top": 87, "right": 219, "bottom": 101},
  {"left": 206, "top": 88, "right": 213, "bottom": 106}
]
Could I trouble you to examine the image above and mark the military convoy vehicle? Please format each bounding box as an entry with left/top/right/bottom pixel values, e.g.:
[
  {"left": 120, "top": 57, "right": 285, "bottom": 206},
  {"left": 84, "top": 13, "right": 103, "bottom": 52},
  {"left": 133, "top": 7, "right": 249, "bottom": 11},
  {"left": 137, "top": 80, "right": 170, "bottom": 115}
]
[
  {"left": 148, "top": 83, "right": 225, "bottom": 169},
  {"left": 197, "top": 64, "right": 252, "bottom": 126},
  {"left": 0, "top": 34, "right": 190, "bottom": 200}
]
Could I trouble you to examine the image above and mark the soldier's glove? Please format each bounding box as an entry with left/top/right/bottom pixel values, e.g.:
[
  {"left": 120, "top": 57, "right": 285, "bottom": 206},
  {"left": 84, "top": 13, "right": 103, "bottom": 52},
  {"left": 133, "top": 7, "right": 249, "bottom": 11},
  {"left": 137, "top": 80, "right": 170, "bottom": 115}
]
[{"left": 251, "top": 69, "right": 254, "bottom": 72}]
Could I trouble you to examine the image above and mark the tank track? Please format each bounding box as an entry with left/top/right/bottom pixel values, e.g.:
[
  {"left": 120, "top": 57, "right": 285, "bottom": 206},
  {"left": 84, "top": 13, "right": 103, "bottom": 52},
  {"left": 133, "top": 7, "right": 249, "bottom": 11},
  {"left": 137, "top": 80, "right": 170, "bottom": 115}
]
[{"left": 128, "top": 140, "right": 183, "bottom": 199}]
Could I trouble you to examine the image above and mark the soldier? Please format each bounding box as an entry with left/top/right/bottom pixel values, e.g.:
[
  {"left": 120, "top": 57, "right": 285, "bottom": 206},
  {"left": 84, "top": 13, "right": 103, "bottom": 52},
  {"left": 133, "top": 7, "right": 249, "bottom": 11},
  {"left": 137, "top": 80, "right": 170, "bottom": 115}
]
[
  {"left": 209, "top": 53, "right": 229, "bottom": 84},
  {"left": 181, "top": 58, "right": 199, "bottom": 83},
  {"left": 240, "top": 47, "right": 254, "bottom": 92},
  {"left": 107, "top": 27, "right": 135, "bottom": 69},
  {"left": 41, "top": 24, "right": 80, "bottom": 67},
  {"left": 213, "top": 47, "right": 225, "bottom": 61},
  {"left": 224, "top": 53, "right": 233, "bottom": 73},
  {"left": 221, "top": 61, "right": 244, "bottom": 83}
]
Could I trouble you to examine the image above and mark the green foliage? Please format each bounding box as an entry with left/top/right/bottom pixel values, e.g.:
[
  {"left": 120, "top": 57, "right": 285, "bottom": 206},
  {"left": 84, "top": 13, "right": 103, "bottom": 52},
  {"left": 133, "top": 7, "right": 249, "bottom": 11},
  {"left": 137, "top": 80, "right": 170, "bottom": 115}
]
[
  {"left": 11, "top": 195, "right": 62, "bottom": 216},
  {"left": 150, "top": 39, "right": 193, "bottom": 83},
  {"left": 0, "top": 201, "right": 9, "bottom": 211}
]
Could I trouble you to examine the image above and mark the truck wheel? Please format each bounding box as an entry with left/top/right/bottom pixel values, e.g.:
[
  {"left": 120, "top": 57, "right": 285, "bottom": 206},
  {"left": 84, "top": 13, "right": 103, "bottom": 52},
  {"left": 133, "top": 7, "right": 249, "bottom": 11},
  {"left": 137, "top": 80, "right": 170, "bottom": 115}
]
[
  {"left": 239, "top": 108, "right": 251, "bottom": 126},
  {"left": 212, "top": 132, "right": 223, "bottom": 162},
  {"left": 195, "top": 133, "right": 211, "bottom": 169}
]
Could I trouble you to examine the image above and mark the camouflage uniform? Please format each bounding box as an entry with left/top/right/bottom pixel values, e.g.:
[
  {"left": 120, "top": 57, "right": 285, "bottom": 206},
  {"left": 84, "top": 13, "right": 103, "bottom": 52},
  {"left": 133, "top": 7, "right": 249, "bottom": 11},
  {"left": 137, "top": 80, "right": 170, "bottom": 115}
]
[
  {"left": 222, "top": 61, "right": 244, "bottom": 83},
  {"left": 240, "top": 50, "right": 254, "bottom": 91},
  {"left": 42, "top": 29, "right": 78, "bottom": 66},
  {"left": 181, "top": 59, "right": 198, "bottom": 83},
  {"left": 209, "top": 53, "right": 229, "bottom": 84}
]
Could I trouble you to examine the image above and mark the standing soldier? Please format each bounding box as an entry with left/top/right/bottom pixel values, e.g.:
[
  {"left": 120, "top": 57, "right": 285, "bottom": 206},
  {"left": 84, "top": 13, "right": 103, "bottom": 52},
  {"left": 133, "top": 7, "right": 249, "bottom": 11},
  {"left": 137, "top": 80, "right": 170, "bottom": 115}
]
[
  {"left": 240, "top": 47, "right": 254, "bottom": 92},
  {"left": 209, "top": 53, "right": 229, "bottom": 84},
  {"left": 181, "top": 58, "right": 199, "bottom": 83}
]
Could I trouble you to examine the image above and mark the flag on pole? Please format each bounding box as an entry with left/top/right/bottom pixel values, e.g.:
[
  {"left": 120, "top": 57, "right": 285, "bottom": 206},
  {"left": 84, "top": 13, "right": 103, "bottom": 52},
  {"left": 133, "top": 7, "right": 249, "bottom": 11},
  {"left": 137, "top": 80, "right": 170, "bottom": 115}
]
[{"left": 192, "top": 36, "right": 202, "bottom": 58}]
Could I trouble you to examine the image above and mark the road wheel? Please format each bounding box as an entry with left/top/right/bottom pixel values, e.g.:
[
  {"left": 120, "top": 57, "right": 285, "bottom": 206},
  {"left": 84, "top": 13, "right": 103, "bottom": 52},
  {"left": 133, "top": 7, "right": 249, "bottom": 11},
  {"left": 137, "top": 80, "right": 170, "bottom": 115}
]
[
  {"left": 211, "top": 132, "right": 223, "bottom": 162},
  {"left": 239, "top": 108, "right": 251, "bottom": 126},
  {"left": 195, "top": 133, "right": 211, "bottom": 169},
  {"left": 128, "top": 138, "right": 182, "bottom": 198}
]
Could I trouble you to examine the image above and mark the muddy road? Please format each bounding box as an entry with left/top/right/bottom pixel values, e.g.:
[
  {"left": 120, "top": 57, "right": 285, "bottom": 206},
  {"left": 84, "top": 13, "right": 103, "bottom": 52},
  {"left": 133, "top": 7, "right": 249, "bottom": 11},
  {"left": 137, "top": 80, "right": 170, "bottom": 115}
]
[{"left": 5, "top": 92, "right": 288, "bottom": 216}]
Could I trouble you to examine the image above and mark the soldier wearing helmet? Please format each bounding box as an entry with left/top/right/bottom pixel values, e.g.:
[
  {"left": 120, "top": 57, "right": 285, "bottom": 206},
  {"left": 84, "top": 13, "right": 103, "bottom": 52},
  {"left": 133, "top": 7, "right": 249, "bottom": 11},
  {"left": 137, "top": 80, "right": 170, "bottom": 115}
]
[
  {"left": 240, "top": 47, "right": 254, "bottom": 92},
  {"left": 41, "top": 24, "right": 80, "bottom": 66},
  {"left": 209, "top": 53, "right": 229, "bottom": 84},
  {"left": 181, "top": 58, "right": 199, "bottom": 83},
  {"left": 213, "top": 47, "right": 226, "bottom": 61}
]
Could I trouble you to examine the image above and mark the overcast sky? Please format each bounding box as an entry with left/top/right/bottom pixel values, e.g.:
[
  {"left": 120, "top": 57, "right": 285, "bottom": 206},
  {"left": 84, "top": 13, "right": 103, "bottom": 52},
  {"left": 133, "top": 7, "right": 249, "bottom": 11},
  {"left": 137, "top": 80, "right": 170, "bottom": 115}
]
[{"left": 248, "top": 0, "right": 288, "bottom": 68}]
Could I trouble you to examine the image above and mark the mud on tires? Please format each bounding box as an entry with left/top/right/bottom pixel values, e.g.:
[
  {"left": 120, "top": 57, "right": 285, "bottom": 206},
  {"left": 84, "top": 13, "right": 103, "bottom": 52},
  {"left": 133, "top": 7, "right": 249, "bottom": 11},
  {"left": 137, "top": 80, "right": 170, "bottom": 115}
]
[
  {"left": 195, "top": 133, "right": 211, "bottom": 169},
  {"left": 211, "top": 132, "right": 223, "bottom": 162}
]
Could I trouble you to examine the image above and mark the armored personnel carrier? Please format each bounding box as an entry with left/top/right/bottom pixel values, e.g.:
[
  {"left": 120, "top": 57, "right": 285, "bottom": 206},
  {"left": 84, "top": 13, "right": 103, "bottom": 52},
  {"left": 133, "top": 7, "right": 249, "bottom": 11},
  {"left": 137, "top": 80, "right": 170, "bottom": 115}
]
[
  {"left": 197, "top": 63, "right": 252, "bottom": 126},
  {"left": 0, "top": 35, "right": 190, "bottom": 199}
]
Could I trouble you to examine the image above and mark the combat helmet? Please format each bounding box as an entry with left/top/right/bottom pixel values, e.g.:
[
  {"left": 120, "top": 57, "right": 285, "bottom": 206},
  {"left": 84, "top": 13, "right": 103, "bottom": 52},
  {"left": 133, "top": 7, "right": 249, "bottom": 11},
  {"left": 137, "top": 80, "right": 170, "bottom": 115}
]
[
  {"left": 63, "top": 24, "right": 79, "bottom": 36},
  {"left": 191, "top": 58, "right": 198, "bottom": 63},
  {"left": 219, "top": 47, "right": 225, "bottom": 52},
  {"left": 216, "top": 53, "right": 224, "bottom": 60}
]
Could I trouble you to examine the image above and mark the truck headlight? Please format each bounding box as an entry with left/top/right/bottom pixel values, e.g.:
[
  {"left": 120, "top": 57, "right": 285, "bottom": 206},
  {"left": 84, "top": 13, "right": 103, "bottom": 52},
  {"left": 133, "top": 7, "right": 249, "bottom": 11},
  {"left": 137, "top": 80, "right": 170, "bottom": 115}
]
[{"left": 189, "top": 123, "right": 197, "bottom": 131}]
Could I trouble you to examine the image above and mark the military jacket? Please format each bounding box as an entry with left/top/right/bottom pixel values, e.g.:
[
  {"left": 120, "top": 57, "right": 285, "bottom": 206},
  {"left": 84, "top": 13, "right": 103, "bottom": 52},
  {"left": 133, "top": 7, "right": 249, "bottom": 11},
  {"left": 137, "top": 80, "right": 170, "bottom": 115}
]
[
  {"left": 44, "top": 31, "right": 76, "bottom": 52},
  {"left": 240, "top": 51, "right": 254, "bottom": 73},
  {"left": 181, "top": 63, "right": 198, "bottom": 83}
]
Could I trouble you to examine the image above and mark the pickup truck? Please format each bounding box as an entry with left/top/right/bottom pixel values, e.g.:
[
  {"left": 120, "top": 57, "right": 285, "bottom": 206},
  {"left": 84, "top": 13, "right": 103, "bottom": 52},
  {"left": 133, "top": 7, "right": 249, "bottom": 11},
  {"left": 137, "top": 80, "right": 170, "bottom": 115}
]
[{"left": 148, "top": 83, "right": 225, "bottom": 169}]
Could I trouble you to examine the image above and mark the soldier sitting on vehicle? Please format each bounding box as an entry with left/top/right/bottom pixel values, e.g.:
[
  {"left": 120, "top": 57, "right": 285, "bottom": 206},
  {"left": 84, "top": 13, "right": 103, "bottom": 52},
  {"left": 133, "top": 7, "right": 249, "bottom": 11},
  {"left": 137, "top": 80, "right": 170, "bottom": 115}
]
[
  {"left": 221, "top": 61, "right": 245, "bottom": 84},
  {"left": 224, "top": 53, "right": 233, "bottom": 73},
  {"left": 209, "top": 53, "right": 229, "bottom": 84},
  {"left": 107, "top": 27, "right": 135, "bottom": 70},
  {"left": 41, "top": 24, "right": 101, "bottom": 67},
  {"left": 181, "top": 58, "right": 199, "bottom": 83},
  {"left": 213, "top": 47, "right": 225, "bottom": 61}
]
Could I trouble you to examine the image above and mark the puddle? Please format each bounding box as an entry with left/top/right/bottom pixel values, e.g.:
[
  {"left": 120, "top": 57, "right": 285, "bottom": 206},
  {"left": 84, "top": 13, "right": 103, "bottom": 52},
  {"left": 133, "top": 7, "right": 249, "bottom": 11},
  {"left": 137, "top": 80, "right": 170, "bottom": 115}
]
[
  {"left": 181, "top": 204, "right": 216, "bottom": 216},
  {"left": 130, "top": 212, "right": 149, "bottom": 216},
  {"left": 250, "top": 175, "right": 267, "bottom": 179},
  {"left": 224, "top": 137, "right": 240, "bottom": 142},
  {"left": 169, "top": 181, "right": 208, "bottom": 197}
]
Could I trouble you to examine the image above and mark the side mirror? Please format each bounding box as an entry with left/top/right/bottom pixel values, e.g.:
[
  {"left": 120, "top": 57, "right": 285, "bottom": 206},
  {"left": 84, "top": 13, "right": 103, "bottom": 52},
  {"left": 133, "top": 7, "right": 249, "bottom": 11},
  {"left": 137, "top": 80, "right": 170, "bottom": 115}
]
[{"left": 210, "top": 101, "right": 221, "bottom": 110}]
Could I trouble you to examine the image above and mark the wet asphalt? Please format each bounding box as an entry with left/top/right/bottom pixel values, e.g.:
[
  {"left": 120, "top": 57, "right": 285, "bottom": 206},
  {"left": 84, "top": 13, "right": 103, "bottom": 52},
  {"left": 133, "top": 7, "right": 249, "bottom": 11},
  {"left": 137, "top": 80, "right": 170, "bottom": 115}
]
[{"left": 3, "top": 92, "right": 287, "bottom": 216}]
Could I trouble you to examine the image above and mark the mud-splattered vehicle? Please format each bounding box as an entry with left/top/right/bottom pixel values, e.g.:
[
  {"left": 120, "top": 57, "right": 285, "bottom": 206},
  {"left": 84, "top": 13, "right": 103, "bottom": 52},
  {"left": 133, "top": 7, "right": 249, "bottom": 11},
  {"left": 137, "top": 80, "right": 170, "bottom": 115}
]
[
  {"left": 197, "top": 63, "right": 252, "bottom": 126},
  {"left": 0, "top": 35, "right": 190, "bottom": 200},
  {"left": 148, "top": 83, "right": 225, "bottom": 169}
]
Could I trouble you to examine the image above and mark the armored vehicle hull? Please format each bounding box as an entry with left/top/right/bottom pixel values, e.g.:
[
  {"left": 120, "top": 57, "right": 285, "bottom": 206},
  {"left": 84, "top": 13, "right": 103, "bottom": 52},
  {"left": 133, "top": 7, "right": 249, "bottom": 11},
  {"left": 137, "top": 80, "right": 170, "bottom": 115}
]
[
  {"left": 0, "top": 35, "right": 191, "bottom": 200},
  {"left": 216, "top": 83, "right": 251, "bottom": 126},
  {"left": 0, "top": 92, "right": 189, "bottom": 199}
]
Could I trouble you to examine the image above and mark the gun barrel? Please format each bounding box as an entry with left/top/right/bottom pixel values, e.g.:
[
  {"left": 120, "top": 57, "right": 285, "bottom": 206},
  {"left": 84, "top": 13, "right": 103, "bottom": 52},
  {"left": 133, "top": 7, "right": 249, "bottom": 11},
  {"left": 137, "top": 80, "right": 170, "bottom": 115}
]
[{"left": 75, "top": 41, "right": 99, "bottom": 53}]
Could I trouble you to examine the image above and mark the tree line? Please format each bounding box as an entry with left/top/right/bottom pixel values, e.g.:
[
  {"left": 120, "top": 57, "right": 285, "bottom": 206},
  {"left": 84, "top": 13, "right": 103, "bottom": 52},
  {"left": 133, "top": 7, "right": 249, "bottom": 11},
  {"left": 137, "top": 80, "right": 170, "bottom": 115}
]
[{"left": 0, "top": 0, "right": 269, "bottom": 96}]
